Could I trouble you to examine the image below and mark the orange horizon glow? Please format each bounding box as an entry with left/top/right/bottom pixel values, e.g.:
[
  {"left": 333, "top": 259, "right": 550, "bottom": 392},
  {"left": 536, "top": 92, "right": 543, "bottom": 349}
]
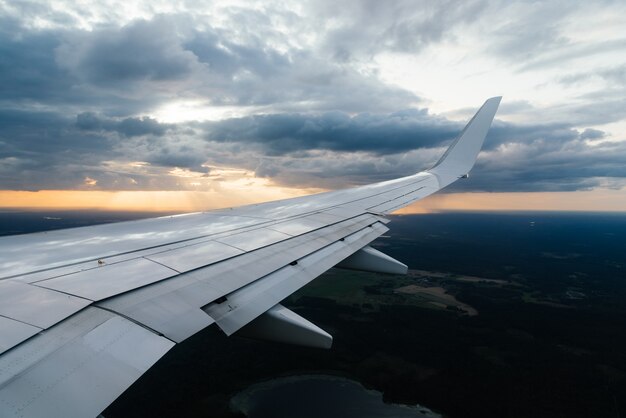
[
  {"left": 395, "top": 189, "right": 626, "bottom": 214},
  {"left": 1, "top": 189, "right": 625, "bottom": 213}
]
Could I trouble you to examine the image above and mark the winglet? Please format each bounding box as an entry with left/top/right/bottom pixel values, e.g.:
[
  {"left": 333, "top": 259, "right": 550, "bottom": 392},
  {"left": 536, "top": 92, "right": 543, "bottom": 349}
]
[{"left": 428, "top": 97, "right": 501, "bottom": 185}]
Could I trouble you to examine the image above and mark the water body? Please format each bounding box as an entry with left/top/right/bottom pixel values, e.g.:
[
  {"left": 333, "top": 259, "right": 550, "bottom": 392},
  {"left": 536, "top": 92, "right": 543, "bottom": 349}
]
[{"left": 230, "top": 375, "right": 441, "bottom": 418}]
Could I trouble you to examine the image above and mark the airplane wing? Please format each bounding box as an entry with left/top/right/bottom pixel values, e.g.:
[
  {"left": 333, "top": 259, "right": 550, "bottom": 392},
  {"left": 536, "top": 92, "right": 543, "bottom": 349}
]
[{"left": 0, "top": 97, "right": 500, "bottom": 417}]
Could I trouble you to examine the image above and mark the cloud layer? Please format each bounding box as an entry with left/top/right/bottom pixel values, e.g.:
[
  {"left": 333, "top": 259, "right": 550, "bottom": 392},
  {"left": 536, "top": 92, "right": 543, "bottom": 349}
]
[{"left": 1, "top": 0, "right": 625, "bottom": 195}]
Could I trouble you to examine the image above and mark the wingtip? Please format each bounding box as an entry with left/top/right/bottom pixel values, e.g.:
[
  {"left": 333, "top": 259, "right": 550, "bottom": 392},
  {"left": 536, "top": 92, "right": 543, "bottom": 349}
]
[{"left": 428, "top": 96, "right": 502, "bottom": 180}]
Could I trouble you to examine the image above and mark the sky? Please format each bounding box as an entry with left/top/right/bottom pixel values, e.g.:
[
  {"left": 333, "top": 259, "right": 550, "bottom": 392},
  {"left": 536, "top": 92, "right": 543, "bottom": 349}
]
[{"left": 1, "top": 0, "right": 625, "bottom": 212}]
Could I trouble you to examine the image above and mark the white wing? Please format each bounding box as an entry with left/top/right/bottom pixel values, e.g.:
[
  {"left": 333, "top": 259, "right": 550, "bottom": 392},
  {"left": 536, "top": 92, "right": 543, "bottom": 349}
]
[{"left": 0, "top": 97, "right": 500, "bottom": 418}]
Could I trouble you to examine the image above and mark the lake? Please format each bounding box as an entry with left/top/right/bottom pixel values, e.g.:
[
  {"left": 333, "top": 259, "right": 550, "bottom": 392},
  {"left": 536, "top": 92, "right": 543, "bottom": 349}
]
[{"left": 230, "top": 374, "right": 441, "bottom": 418}]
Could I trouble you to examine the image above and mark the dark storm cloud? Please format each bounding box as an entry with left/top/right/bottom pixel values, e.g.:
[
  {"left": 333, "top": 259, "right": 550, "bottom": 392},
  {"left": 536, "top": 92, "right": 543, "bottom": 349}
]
[
  {"left": 205, "top": 110, "right": 459, "bottom": 155},
  {"left": 204, "top": 109, "right": 596, "bottom": 156},
  {"left": 0, "top": 17, "right": 75, "bottom": 104},
  {"left": 76, "top": 113, "right": 171, "bottom": 137},
  {"left": 198, "top": 104, "right": 626, "bottom": 193},
  {"left": 464, "top": 137, "right": 626, "bottom": 192}
]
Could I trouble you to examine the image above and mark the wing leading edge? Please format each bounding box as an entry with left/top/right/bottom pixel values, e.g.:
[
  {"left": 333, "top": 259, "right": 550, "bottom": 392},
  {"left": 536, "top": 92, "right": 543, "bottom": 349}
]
[{"left": 0, "top": 97, "right": 501, "bottom": 418}]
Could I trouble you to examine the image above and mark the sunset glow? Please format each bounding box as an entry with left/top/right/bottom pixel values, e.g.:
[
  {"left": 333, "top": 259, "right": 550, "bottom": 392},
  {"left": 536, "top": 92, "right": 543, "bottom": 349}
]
[{"left": 2, "top": 188, "right": 625, "bottom": 213}]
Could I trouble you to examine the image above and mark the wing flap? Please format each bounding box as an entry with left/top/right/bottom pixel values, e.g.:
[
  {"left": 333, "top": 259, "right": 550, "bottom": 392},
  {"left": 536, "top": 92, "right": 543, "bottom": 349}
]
[
  {"left": 0, "top": 280, "right": 90, "bottom": 328},
  {"left": 96, "top": 213, "right": 381, "bottom": 341},
  {"left": 204, "top": 222, "right": 388, "bottom": 335},
  {"left": 99, "top": 288, "right": 217, "bottom": 343},
  {"left": 0, "top": 307, "right": 174, "bottom": 418},
  {"left": 0, "top": 316, "right": 40, "bottom": 354}
]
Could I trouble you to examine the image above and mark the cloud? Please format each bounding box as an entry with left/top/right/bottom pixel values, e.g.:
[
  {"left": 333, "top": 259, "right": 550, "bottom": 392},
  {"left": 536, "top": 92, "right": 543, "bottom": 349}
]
[
  {"left": 204, "top": 109, "right": 459, "bottom": 154},
  {"left": 309, "top": 0, "right": 488, "bottom": 60},
  {"left": 0, "top": 1, "right": 625, "bottom": 200},
  {"left": 57, "top": 17, "right": 199, "bottom": 86},
  {"left": 76, "top": 113, "right": 171, "bottom": 137},
  {"left": 1, "top": 101, "right": 625, "bottom": 194},
  {"left": 0, "top": 17, "right": 76, "bottom": 104}
]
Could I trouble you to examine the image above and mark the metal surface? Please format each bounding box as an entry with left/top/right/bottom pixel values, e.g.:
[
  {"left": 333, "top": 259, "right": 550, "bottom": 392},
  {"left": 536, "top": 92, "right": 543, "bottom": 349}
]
[
  {"left": 429, "top": 96, "right": 501, "bottom": 186},
  {"left": 0, "top": 213, "right": 268, "bottom": 279},
  {"left": 146, "top": 240, "right": 244, "bottom": 273},
  {"left": 215, "top": 228, "right": 292, "bottom": 252},
  {"left": 98, "top": 286, "right": 217, "bottom": 342},
  {"left": 36, "top": 258, "right": 178, "bottom": 301},
  {"left": 0, "top": 280, "right": 90, "bottom": 328},
  {"left": 0, "top": 307, "right": 174, "bottom": 418},
  {"left": 0, "top": 316, "right": 40, "bottom": 354},
  {"left": 189, "top": 214, "right": 379, "bottom": 296},
  {"left": 204, "top": 222, "right": 388, "bottom": 335},
  {"left": 97, "top": 214, "right": 379, "bottom": 341},
  {"left": 236, "top": 303, "right": 332, "bottom": 349},
  {"left": 266, "top": 215, "right": 329, "bottom": 236},
  {"left": 336, "top": 245, "right": 408, "bottom": 275}
]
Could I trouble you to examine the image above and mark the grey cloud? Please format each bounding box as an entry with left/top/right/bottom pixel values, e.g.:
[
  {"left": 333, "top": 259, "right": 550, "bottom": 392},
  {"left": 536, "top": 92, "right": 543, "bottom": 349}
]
[
  {"left": 0, "top": 17, "right": 174, "bottom": 117},
  {"left": 204, "top": 109, "right": 597, "bottom": 158},
  {"left": 310, "top": 0, "right": 488, "bottom": 59},
  {"left": 484, "top": 121, "right": 582, "bottom": 150},
  {"left": 488, "top": 5, "right": 569, "bottom": 65},
  {"left": 0, "top": 108, "right": 209, "bottom": 190},
  {"left": 205, "top": 109, "right": 458, "bottom": 155},
  {"left": 76, "top": 113, "right": 171, "bottom": 137},
  {"left": 1, "top": 104, "right": 626, "bottom": 194},
  {"left": 207, "top": 111, "right": 626, "bottom": 193},
  {"left": 580, "top": 128, "right": 605, "bottom": 140},
  {"left": 558, "top": 65, "right": 626, "bottom": 87},
  {"left": 518, "top": 39, "right": 626, "bottom": 72},
  {"left": 57, "top": 17, "right": 198, "bottom": 85},
  {"left": 252, "top": 148, "right": 439, "bottom": 190},
  {"left": 0, "top": 17, "right": 77, "bottom": 105},
  {"left": 1, "top": 12, "right": 423, "bottom": 119},
  {"left": 476, "top": 1, "right": 624, "bottom": 73},
  {"left": 0, "top": 109, "right": 113, "bottom": 190},
  {"left": 1, "top": 2, "right": 625, "bottom": 197},
  {"left": 449, "top": 132, "right": 626, "bottom": 192},
  {"left": 246, "top": 125, "right": 626, "bottom": 193},
  {"left": 184, "top": 30, "right": 291, "bottom": 78}
]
